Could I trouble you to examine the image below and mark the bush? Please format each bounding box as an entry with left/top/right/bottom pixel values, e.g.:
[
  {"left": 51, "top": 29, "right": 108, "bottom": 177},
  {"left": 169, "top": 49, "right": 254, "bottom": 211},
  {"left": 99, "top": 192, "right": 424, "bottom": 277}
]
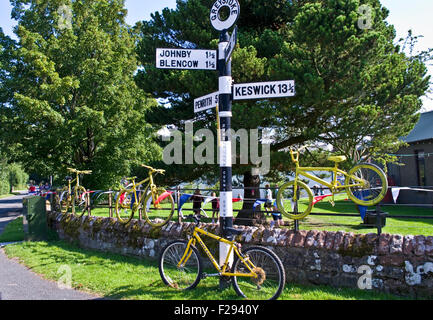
[{"left": 8, "top": 163, "right": 29, "bottom": 190}]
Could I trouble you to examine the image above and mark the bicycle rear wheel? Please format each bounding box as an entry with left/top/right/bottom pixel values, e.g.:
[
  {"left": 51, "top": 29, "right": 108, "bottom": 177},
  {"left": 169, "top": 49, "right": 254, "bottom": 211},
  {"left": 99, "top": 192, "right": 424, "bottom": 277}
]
[
  {"left": 142, "top": 188, "right": 175, "bottom": 227},
  {"left": 72, "top": 186, "right": 87, "bottom": 217},
  {"left": 345, "top": 163, "right": 388, "bottom": 206},
  {"left": 232, "top": 246, "right": 285, "bottom": 300},
  {"left": 276, "top": 180, "right": 314, "bottom": 220},
  {"left": 115, "top": 189, "right": 137, "bottom": 224},
  {"left": 159, "top": 240, "right": 202, "bottom": 290}
]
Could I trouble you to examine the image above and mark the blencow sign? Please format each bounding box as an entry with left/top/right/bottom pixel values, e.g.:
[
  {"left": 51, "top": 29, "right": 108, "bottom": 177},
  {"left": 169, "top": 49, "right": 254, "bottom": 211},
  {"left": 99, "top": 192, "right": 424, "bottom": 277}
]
[
  {"left": 233, "top": 80, "right": 295, "bottom": 100},
  {"left": 156, "top": 48, "right": 217, "bottom": 70}
]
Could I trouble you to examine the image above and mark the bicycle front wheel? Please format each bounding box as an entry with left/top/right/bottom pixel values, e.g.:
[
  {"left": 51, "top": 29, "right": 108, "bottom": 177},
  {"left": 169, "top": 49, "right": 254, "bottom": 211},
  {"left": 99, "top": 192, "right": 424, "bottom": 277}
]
[
  {"left": 59, "top": 187, "right": 70, "bottom": 214},
  {"left": 72, "top": 186, "right": 87, "bottom": 217},
  {"left": 276, "top": 180, "right": 314, "bottom": 220},
  {"left": 232, "top": 246, "right": 285, "bottom": 300},
  {"left": 115, "top": 189, "right": 137, "bottom": 224},
  {"left": 142, "top": 188, "right": 175, "bottom": 227},
  {"left": 345, "top": 163, "right": 388, "bottom": 206},
  {"left": 159, "top": 240, "right": 202, "bottom": 290}
]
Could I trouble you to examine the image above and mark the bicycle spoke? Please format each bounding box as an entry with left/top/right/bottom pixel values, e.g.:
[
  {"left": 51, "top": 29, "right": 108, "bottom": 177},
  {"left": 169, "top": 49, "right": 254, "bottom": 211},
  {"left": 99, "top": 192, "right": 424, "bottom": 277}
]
[{"left": 232, "top": 247, "right": 285, "bottom": 300}]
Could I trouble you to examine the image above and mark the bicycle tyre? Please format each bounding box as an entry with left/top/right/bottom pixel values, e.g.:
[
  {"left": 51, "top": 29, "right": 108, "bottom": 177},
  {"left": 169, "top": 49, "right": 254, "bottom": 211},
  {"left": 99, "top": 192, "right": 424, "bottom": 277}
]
[
  {"left": 59, "top": 187, "right": 70, "bottom": 214},
  {"left": 159, "top": 240, "right": 202, "bottom": 291},
  {"left": 115, "top": 189, "right": 137, "bottom": 224},
  {"left": 72, "top": 186, "right": 87, "bottom": 217},
  {"left": 142, "top": 187, "right": 175, "bottom": 228},
  {"left": 345, "top": 163, "right": 388, "bottom": 206},
  {"left": 276, "top": 180, "right": 314, "bottom": 220},
  {"left": 232, "top": 246, "right": 285, "bottom": 300}
]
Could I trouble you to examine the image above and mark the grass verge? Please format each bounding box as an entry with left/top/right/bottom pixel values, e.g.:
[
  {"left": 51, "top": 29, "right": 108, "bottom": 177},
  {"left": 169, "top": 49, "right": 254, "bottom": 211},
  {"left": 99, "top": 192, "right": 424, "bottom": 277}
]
[
  {"left": 0, "top": 217, "right": 25, "bottom": 243},
  {"left": 4, "top": 240, "right": 413, "bottom": 300}
]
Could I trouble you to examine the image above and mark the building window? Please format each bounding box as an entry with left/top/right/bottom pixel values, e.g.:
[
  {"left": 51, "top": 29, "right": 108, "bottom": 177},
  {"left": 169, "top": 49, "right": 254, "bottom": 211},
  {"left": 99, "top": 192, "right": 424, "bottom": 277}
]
[{"left": 415, "top": 150, "right": 426, "bottom": 187}]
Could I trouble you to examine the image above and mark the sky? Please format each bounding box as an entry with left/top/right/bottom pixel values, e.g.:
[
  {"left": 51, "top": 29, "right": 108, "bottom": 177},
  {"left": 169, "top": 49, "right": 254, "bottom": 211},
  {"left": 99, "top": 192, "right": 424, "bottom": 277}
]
[{"left": 0, "top": 0, "right": 432, "bottom": 110}]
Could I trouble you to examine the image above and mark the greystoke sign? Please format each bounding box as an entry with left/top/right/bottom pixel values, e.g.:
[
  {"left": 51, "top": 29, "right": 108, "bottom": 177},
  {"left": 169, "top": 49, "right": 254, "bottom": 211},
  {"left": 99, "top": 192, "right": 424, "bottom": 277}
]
[{"left": 210, "top": 0, "right": 240, "bottom": 31}]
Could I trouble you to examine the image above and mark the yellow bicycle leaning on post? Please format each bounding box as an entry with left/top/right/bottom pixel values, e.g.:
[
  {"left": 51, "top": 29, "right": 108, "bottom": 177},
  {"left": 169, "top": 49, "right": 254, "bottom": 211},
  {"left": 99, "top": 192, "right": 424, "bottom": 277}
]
[
  {"left": 59, "top": 168, "right": 92, "bottom": 217},
  {"left": 115, "top": 164, "right": 175, "bottom": 227},
  {"left": 276, "top": 146, "right": 388, "bottom": 220},
  {"left": 158, "top": 215, "right": 286, "bottom": 300}
]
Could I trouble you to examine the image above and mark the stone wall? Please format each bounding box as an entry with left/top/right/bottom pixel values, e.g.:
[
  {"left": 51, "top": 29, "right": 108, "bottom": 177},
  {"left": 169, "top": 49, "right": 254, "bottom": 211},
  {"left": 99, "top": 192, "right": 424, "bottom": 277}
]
[{"left": 47, "top": 211, "right": 433, "bottom": 298}]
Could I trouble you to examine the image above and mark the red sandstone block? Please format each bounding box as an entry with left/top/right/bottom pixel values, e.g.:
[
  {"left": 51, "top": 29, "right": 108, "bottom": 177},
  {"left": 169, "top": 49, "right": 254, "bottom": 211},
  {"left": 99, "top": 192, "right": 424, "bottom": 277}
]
[
  {"left": 333, "top": 231, "right": 345, "bottom": 251},
  {"left": 403, "top": 235, "right": 416, "bottom": 255},
  {"left": 389, "top": 234, "right": 403, "bottom": 254},
  {"left": 377, "top": 233, "right": 392, "bottom": 255},
  {"left": 305, "top": 230, "right": 319, "bottom": 248},
  {"left": 293, "top": 230, "right": 308, "bottom": 247},
  {"left": 342, "top": 232, "right": 355, "bottom": 251},
  {"left": 324, "top": 231, "right": 336, "bottom": 250},
  {"left": 426, "top": 236, "right": 433, "bottom": 256},
  {"left": 285, "top": 230, "right": 296, "bottom": 247},
  {"left": 314, "top": 231, "right": 327, "bottom": 249},
  {"left": 414, "top": 235, "right": 426, "bottom": 256}
]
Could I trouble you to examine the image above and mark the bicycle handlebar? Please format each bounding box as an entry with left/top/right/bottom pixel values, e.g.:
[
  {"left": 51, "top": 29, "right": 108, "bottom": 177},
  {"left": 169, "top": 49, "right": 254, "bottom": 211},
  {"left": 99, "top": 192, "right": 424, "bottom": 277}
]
[
  {"left": 141, "top": 164, "right": 165, "bottom": 175},
  {"left": 67, "top": 168, "right": 92, "bottom": 175},
  {"left": 289, "top": 145, "right": 311, "bottom": 163}
]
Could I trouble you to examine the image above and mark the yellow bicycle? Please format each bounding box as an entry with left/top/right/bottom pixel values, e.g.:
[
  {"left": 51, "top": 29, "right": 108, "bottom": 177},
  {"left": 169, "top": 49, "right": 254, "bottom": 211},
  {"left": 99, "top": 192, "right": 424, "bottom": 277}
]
[
  {"left": 158, "top": 215, "right": 286, "bottom": 300},
  {"left": 115, "top": 164, "right": 175, "bottom": 227},
  {"left": 59, "top": 168, "right": 92, "bottom": 217},
  {"left": 277, "top": 147, "right": 388, "bottom": 220}
]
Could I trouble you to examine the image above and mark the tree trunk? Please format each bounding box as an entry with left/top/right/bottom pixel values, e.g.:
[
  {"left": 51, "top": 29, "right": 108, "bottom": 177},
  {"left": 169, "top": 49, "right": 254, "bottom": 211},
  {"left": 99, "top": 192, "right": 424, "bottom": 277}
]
[{"left": 234, "top": 169, "right": 266, "bottom": 226}]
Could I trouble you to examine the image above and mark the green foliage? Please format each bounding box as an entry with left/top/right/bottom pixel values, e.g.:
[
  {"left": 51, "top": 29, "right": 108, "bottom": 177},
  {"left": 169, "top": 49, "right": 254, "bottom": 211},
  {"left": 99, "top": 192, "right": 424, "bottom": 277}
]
[
  {"left": 134, "top": 0, "right": 430, "bottom": 188},
  {"left": 0, "top": 0, "right": 161, "bottom": 189},
  {"left": 7, "top": 163, "right": 29, "bottom": 190}
]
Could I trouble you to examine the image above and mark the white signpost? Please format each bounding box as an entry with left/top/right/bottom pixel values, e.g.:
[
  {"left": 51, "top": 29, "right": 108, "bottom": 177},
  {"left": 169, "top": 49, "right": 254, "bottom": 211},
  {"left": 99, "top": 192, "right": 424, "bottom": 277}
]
[
  {"left": 233, "top": 80, "right": 296, "bottom": 100},
  {"left": 156, "top": 48, "right": 217, "bottom": 70},
  {"left": 224, "top": 25, "right": 237, "bottom": 63},
  {"left": 194, "top": 91, "right": 219, "bottom": 113}
]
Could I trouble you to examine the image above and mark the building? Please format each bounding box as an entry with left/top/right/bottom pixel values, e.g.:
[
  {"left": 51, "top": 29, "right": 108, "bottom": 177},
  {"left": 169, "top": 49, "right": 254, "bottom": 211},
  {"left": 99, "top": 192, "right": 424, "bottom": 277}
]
[{"left": 386, "top": 111, "right": 433, "bottom": 204}]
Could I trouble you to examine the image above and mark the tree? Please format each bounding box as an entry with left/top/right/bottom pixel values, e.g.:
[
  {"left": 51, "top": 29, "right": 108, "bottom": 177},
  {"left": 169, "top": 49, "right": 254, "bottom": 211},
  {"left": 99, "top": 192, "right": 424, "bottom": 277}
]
[
  {"left": 135, "top": 0, "right": 430, "bottom": 225},
  {"left": 0, "top": 0, "right": 160, "bottom": 189}
]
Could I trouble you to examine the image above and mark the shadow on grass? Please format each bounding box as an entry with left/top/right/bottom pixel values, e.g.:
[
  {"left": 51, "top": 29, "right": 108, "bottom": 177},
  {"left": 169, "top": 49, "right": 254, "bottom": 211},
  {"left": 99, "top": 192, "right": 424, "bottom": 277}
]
[{"left": 7, "top": 240, "right": 415, "bottom": 300}]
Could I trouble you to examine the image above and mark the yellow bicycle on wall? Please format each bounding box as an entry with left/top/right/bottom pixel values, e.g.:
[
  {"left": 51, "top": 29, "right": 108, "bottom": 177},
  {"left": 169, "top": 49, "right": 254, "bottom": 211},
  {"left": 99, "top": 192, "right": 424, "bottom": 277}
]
[
  {"left": 276, "top": 146, "right": 388, "bottom": 220},
  {"left": 158, "top": 214, "right": 286, "bottom": 300},
  {"left": 59, "top": 168, "right": 92, "bottom": 217},
  {"left": 115, "top": 164, "right": 175, "bottom": 227}
]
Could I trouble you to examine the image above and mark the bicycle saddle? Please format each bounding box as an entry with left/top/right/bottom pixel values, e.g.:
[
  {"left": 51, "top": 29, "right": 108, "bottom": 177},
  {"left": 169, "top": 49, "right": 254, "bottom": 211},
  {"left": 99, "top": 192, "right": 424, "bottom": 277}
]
[{"left": 328, "top": 156, "right": 347, "bottom": 163}]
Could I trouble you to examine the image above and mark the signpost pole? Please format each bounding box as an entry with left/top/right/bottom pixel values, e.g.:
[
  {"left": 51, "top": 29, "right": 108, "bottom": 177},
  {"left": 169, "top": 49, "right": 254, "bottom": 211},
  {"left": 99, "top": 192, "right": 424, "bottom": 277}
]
[{"left": 217, "top": 30, "right": 234, "bottom": 289}]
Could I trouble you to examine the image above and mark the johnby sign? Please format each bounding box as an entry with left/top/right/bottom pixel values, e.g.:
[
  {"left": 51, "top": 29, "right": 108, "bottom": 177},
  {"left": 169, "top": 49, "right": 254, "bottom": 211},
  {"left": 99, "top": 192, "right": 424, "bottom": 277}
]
[{"left": 156, "top": 48, "right": 217, "bottom": 70}]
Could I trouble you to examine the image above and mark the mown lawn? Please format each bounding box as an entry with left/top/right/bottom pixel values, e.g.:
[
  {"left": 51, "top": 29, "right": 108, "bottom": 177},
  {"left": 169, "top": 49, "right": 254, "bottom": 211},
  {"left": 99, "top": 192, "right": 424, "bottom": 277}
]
[
  {"left": 87, "top": 195, "right": 433, "bottom": 236},
  {"left": 3, "top": 240, "right": 411, "bottom": 300}
]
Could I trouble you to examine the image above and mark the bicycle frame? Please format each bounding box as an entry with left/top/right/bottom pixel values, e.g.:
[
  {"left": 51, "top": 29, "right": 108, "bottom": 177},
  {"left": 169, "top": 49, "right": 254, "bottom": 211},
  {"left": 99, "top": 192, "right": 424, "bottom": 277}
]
[
  {"left": 295, "top": 165, "right": 364, "bottom": 193},
  {"left": 290, "top": 148, "right": 366, "bottom": 195},
  {"left": 178, "top": 227, "right": 257, "bottom": 279},
  {"left": 121, "top": 174, "right": 159, "bottom": 206}
]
